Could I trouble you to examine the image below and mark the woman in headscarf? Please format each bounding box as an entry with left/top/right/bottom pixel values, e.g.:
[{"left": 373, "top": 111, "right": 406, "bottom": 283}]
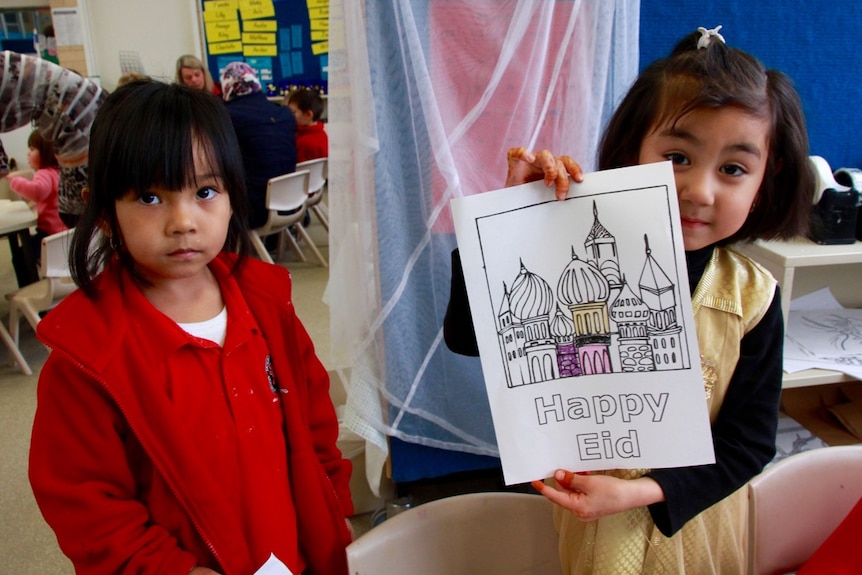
[{"left": 221, "top": 61, "right": 297, "bottom": 230}]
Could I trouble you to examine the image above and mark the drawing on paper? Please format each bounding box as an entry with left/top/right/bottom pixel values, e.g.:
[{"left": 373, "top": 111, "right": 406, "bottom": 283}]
[
  {"left": 483, "top": 200, "right": 690, "bottom": 388},
  {"left": 799, "top": 313, "right": 862, "bottom": 352}
]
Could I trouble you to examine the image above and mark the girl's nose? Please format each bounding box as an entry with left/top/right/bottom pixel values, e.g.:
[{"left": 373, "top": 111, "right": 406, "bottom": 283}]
[
  {"left": 677, "top": 169, "right": 716, "bottom": 206},
  {"left": 167, "top": 199, "right": 197, "bottom": 233}
]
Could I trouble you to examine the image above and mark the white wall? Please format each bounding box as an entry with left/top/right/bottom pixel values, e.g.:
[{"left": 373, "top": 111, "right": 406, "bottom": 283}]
[{"left": 84, "top": 0, "right": 202, "bottom": 90}]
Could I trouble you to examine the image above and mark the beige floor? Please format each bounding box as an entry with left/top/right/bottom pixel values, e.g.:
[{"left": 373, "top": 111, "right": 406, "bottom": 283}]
[{"left": 0, "top": 220, "right": 337, "bottom": 574}]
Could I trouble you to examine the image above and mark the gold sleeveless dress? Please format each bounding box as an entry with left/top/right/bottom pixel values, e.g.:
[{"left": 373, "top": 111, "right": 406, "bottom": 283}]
[{"left": 555, "top": 247, "right": 777, "bottom": 575}]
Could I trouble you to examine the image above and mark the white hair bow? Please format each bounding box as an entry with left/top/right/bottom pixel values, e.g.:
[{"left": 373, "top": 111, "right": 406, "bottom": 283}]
[{"left": 697, "top": 25, "right": 725, "bottom": 49}]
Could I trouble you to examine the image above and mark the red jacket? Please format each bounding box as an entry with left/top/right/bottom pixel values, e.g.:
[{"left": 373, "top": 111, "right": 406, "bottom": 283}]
[
  {"left": 30, "top": 253, "right": 353, "bottom": 575},
  {"left": 296, "top": 122, "right": 328, "bottom": 163}
]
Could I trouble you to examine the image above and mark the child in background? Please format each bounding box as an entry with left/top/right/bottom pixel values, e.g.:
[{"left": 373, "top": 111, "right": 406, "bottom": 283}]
[
  {"left": 285, "top": 88, "right": 328, "bottom": 162},
  {"left": 29, "top": 81, "right": 353, "bottom": 575},
  {"left": 446, "top": 27, "right": 813, "bottom": 573},
  {"left": 6, "top": 130, "right": 66, "bottom": 253}
]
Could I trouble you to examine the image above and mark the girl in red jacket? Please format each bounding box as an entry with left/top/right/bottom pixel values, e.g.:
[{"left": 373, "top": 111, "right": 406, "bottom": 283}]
[
  {"left": 29, "top": 80, "right": 354, "bottom": 575},
  {"left": 6, "top": 130, "right": 66, "bottom": 253}
]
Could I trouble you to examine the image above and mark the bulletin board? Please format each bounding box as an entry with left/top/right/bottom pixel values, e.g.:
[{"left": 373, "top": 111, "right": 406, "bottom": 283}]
[{"left": 199, "top": 0, "right": 329, "bottom": 97}]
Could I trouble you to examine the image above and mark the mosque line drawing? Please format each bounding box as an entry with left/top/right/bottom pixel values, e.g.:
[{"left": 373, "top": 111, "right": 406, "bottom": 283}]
[{"left": 491, "top": 201, "right": 690, "bottom": 388}]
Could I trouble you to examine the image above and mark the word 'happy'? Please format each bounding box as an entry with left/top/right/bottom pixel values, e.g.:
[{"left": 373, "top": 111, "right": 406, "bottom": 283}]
[{"left": 534, "top": 392, "right": 669, "bottom": 426}]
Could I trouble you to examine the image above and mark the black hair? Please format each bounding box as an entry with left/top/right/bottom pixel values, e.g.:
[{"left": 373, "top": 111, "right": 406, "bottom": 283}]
[
  {"left": 599, "top": 30, "right": 813, "bottom": 244},
  {"left": 70, "top": 80, "right": 251, "bottom": 297},
  {"left": 286, "top": 88, "right": 325, "bottom": 122}
]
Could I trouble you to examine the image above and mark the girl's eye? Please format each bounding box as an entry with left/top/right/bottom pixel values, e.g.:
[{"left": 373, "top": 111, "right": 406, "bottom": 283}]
[
  {"left": 197, "top": 186, "right": 219, "bottom": 200},
  {"left": 721, "top": 164, "right": 746, "bottom": 177},
  {"left": 665, "top": 152, "right": 690, "bottom": 166},
  {"left": 138, "top": 193, "right": 161, "bottom": 205}
]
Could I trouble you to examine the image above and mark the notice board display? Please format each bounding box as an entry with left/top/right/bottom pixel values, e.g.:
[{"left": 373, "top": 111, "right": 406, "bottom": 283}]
[{"left": 200, "top": 0, "right": 328, "bottom": 97}]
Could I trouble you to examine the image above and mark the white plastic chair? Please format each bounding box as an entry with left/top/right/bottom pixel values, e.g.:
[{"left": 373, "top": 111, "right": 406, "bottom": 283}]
[
  {"left": 296, "top": 158, "right": 328, "bottom": 231},
  {"left": 346, "top": 492, "right": 560, "bottom": 575},
  {"left": 249, "top": 170, "right": 327, "bottom": 267},
  {"left": 747, "top": 444, "right": 862, "bottom": 575},
  {"left": 0, "top": 321, "right": 30, "bottom": 375},
  {"left": 5, "top": 228, "right": 77, "bottom": 371}
]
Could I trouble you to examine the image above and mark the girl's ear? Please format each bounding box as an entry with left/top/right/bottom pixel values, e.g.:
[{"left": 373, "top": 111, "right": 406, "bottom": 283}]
[{"left": 81, "top": 187, "right": 90, "bottom": 203}]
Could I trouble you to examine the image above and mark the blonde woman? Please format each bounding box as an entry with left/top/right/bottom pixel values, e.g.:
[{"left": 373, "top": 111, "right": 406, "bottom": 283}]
[{"left": 174, "top": 54, "right": 221, "bottom": 97}]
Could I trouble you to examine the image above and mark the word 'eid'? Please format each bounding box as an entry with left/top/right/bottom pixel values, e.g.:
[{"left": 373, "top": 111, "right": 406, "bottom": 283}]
[
  {"left": 534, "top": 392, "right": 669, "bottom": 425},
  {"left": 578, "top": 430, "right": 640, "bottom": 460}
]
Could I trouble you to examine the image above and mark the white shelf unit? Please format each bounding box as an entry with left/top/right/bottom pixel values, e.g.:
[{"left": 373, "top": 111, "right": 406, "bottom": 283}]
[{"left": 735, "top": 239, "right": 862, "bottom": 389}]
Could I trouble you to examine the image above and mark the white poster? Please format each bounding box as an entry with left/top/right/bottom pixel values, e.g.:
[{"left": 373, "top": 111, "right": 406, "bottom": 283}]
[{"left": 451, "top": 161, "right": 715, "bottom": 485}]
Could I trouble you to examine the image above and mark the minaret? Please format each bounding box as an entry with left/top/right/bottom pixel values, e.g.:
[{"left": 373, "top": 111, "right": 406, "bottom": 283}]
[
  {"left": 638, "top": 235, "right": 688, "bottom": 370},
  {"left": 497, "top": 281, "right": 529, "bottom": 387},
  {"left": 584, "top": 201, "right": 622, "bottom": 293}
]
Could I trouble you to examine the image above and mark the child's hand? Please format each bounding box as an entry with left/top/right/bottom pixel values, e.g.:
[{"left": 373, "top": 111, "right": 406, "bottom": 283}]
[
  {"left": 505, "top": 147, "right": 584, "bottom": 200},
  {"left": 531, "top": 469, "right": 664, "bottom": 521}
]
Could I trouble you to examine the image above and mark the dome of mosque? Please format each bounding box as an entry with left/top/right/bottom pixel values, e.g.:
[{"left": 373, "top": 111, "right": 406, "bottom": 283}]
[
  {"left": 557, "top": 250, "right": 610, "bottom": 306},
  {"left": 610, "top": 280, "right": 650, "bottom": 322},
  {"left": 550, "top": 308, "right": 575, "bottom": 338},
  {"left": 509, "top": 261, "right": 555, "bottom": 319}
]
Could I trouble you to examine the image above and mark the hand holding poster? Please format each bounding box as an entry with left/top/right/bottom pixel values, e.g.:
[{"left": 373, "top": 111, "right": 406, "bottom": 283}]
[{"left": 451, "top": 161, "right": 715, "bottom": 485}]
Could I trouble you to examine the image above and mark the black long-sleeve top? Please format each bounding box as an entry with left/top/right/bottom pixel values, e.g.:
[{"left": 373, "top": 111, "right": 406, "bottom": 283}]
[{"left": 443, "top": 246, "right": 783, "bottom": 537}]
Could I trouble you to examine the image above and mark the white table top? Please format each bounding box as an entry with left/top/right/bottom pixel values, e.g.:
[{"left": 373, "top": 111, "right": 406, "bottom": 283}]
[{"left": 0, "top": 200, "right": 37, "bottom": 235}]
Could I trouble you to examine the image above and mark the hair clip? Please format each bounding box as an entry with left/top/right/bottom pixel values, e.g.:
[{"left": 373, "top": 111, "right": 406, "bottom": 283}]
[{"left": 697, "top": 25, "right": 725, "bottom": 49}]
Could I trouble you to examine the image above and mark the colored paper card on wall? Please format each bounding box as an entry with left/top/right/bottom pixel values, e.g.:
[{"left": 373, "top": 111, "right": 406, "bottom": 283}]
[
  {"left": 278, "top": 28, "right": 291, "bottom": 50},
  {"left": 307, "top": 0, "right": 328, "bottom": 8},
  {"left": 246, "top": 57, "right": 273, "bottom": 81},
  {"left": 290, "top": 50, "right": 304, "bottom": 75},
  {"left": 279, "top": 53, "right": 293, "bottom": 78},
  {"left": 310, "top": 29, "right": 328, "bottom": 42},
  {"left": 239, "top": 0, "right": 275, "bottom": 20},
  {"left": 311, "top": 41, "right": 328, "bottom": 56},
  {"left": 203, "top": 7, "right": 237, "bottom": 22},
  {"left": 209, "top": 40, "right": 243, "bottom": 55},
  {"left": 244, "top": 19, "right": 276, "bottom": 32},
  {"left": 291, "top": 25, "right": 303, "bottom": 49},
  {"left": 205, "top": 0, "right": 238, "bottom": 10},
  {"left": 309, "top": 18, "right": 327, "bottom": 31},
  {"left": 243, "top": 44, "right": 277, "bottom": 57},
  {"left": 205, "top": 20, "right": 241, "bottom": 43},
  {"left": 242, "top": 32, "right": 275, "bottom": 44},
  {"left": 319, "top": 54, "right": 328, "bottom": 79},
  {"left": 309, "top": 6, "right": 328, "bottom": 19}
]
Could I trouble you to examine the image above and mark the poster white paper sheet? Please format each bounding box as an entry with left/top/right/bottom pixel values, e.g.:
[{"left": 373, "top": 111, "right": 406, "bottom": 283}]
[{"left": 451, "top": 162, "right": 715, "bottom": 485}]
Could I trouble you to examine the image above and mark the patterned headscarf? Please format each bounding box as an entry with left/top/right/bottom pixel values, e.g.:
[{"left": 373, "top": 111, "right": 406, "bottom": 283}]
[{"left": 220, "top": 61, "right": 261, "bottom": 102}]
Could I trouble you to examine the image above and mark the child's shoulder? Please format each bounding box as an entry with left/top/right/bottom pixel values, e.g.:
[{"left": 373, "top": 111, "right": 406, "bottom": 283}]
[
  {"left": 219, "top": 253, "right": 292, "bottom": 299},
  {"left": 720, "top": 245, "right": 775, "bottom": 286}
]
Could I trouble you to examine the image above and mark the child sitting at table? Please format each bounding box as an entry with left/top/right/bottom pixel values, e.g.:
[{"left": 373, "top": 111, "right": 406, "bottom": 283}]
[{"left": 6, "top": 130, "right": 67, "bottom": 254}]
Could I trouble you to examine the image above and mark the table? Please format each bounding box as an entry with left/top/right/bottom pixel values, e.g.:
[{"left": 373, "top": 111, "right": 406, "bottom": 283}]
[{"left": 0, "top": 200, "right": 39, "bottom": 287}]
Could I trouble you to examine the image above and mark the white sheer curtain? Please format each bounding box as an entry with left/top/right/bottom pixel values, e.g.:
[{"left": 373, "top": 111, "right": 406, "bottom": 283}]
[{"left": 327, "top": 0, "right": 640, "bottom": 493}]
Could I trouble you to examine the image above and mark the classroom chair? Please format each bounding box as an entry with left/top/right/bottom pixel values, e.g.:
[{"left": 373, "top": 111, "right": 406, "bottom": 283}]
[
  {"left": 747, "top": 444, "right": 862, "bottom": 575},
  {"left": 346, "top": 491, "right": 560, "bottom": 575},
  {"left": 248, "top": 170, "right": 327, "bottom": 267},
  {"left": 5, "top": 228, "right": 76, "bottom": 366},
  {"left": 296, "top": 158, "right": 328, "bottom": 231}
]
